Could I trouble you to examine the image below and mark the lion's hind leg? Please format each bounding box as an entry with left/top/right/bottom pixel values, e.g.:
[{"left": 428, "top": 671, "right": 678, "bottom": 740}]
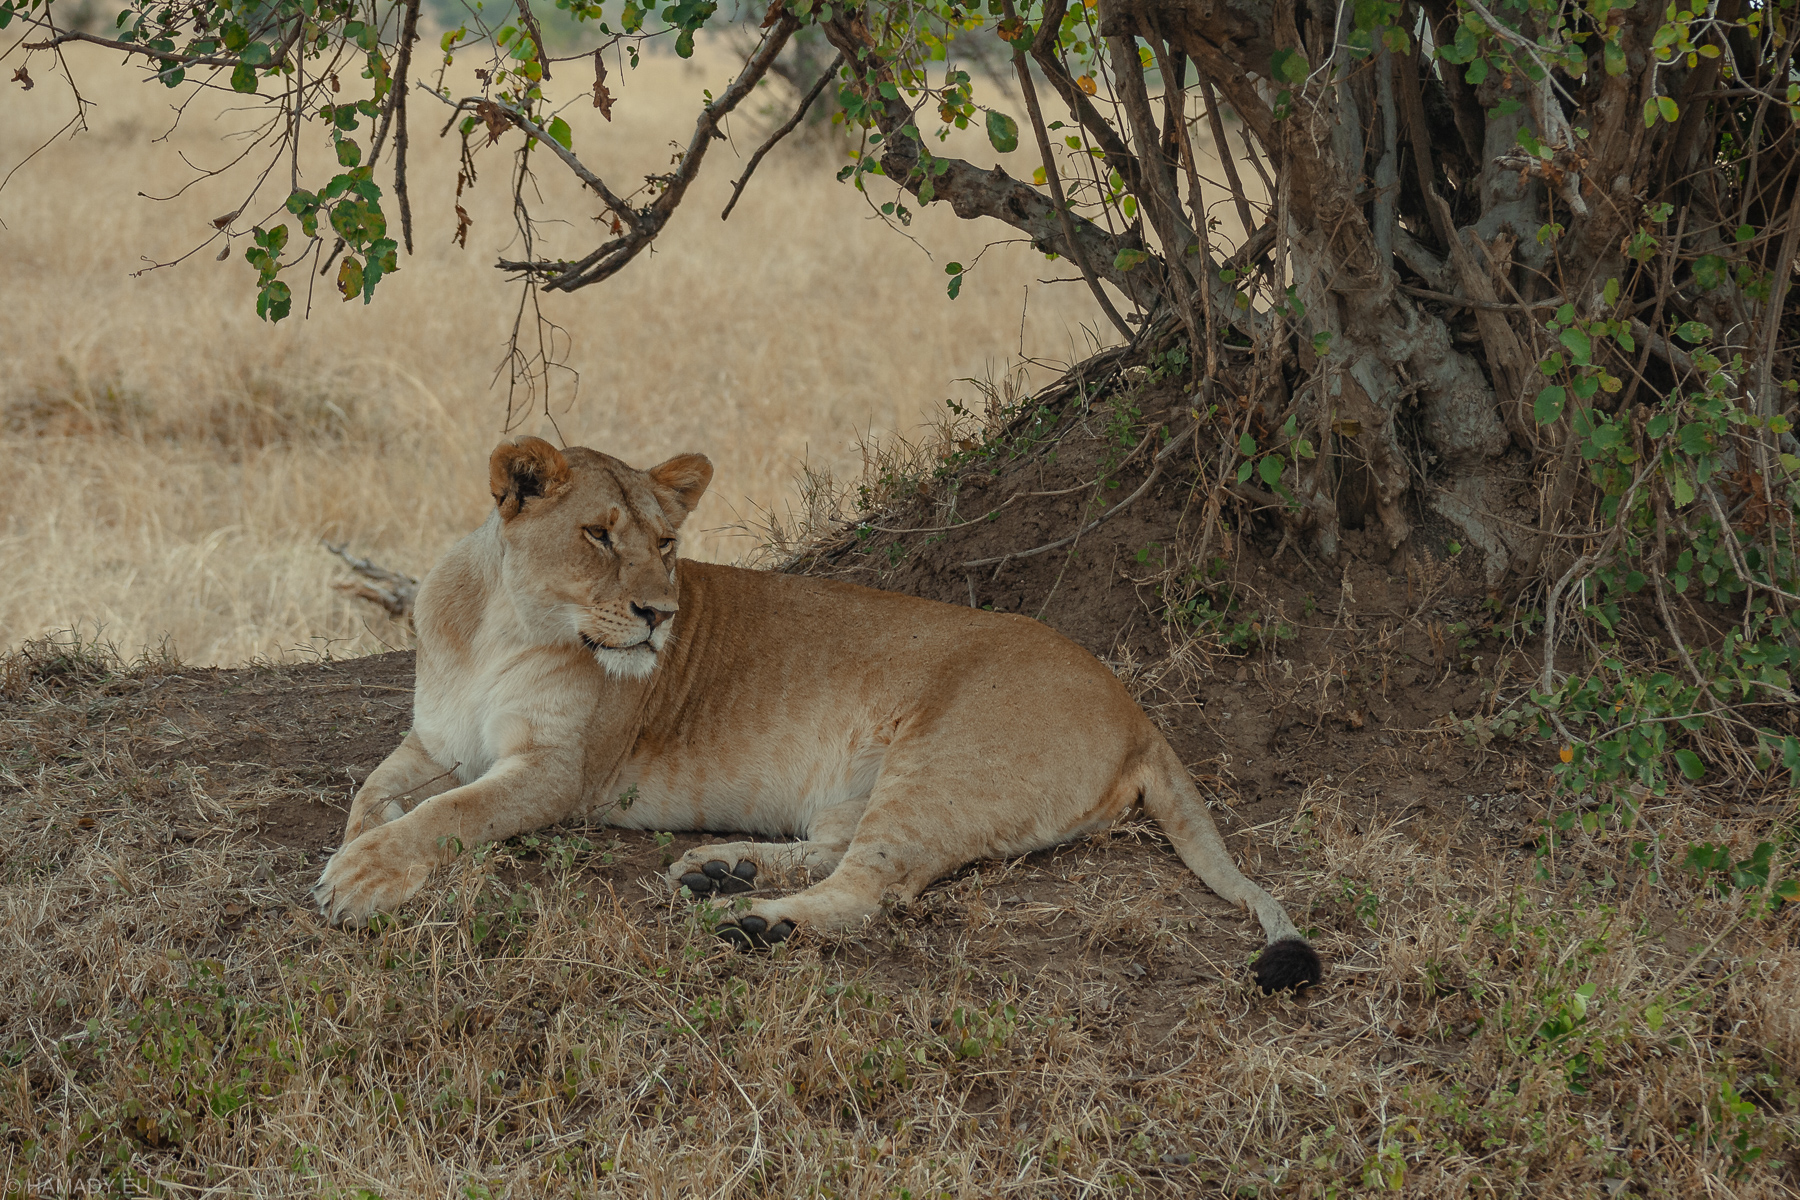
[
  {"left": 666, "top": 839, "right": 847, "bottom": 898},
  {"left": 666, "top": 795, "right": 864, "bottom": 903}
]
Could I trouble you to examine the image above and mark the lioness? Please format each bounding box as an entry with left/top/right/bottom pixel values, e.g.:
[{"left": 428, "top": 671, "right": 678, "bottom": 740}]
[{"left": 314, "top": 438, "right": 1322, "bottom": 992}]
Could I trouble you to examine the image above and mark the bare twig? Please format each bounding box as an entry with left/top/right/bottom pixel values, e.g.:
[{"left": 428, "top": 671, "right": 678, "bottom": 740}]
[
  {"left": 721, "top": 51, "right": 843, "bottom": 221},
  {"left": 323, "top": 540, "right": 419, "bottom": 620},
  {"left": 1004, "top": 0, "right": 1132, "bottom": 341}
]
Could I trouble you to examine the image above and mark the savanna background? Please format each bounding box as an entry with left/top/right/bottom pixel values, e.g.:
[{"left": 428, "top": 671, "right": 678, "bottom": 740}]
[
  {"left": 1, "top": 36, "right": 1120, "bottom": 664},
  {"left": 4, "top": 2, "right": 1800, "bottom": 1197}
]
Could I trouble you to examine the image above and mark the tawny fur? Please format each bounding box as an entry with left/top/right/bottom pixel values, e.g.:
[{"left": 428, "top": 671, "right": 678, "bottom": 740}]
[{"left": 314, "top": 439, "right": 1319, "bottom": 987}]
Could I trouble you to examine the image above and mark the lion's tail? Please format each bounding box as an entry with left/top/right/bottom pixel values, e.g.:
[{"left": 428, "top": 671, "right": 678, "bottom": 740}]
[{"left": 1139, "top": 739, "right": 1322, "bottom": 993}]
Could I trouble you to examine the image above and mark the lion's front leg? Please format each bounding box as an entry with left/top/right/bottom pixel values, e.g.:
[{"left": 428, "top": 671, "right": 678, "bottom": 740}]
[
  {"left": 314, "top": 749, "right": 581, "bottom": 925},
  {"left": 342, "top": 732, "right": 460, "bottom": 845}
]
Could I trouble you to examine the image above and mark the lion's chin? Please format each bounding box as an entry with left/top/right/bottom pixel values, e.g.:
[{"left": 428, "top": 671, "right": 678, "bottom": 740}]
[{"left": 592, "top": 642, "right": 658, "bottom": 680}]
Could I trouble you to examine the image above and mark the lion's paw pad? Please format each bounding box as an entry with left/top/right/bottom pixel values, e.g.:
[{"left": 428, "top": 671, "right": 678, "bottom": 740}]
[
  {"left": 678, "top": 859, "right": 757, "bottom": 897},
  {"left": 715, "top": 914, "right": 794, "bottom": 951}
]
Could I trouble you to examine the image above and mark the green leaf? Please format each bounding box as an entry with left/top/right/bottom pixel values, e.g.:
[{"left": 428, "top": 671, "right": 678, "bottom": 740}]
[
  {"left": 240, "top": 41, "right": 272, "bottom": 66},
  {"left": 1293, "top": 437, "right": 1315, "bottom": 458},
  {"left": 1534, "top": 385, "right": 1567, "bottom": 425},
  {"left": 256, "top": 279, "right": 291, "bottom": 323},
  {"left": 946, "top": 274, "right": 962, "bottom": 300},
  {"left": 1270, "top": 47, "right": 1309, "bottom": 84},
  {"left": 1560, "top": 326, "right": 1592, "bottom": 364},
  {"left": 1112, "top": 248, "right": 1150, "bottom": 272},
  {"left": 337, "top": 138, "right": 362, "bottom": 168},
  {"left": 1693, "top": 254, "right": 1727, "bottom": 291},
  {"left": 1672, "top": 471, "right": 1696, "bottom": 508},
  {"left": 1674, "top": 749, "right": 1705, "bottom": 781},
  {"left": 337, "top": 256, "right": 364, "bottom": 302},
  {"left": 1657, "top": 95, "right": 1680, "bottom": 124},
  {"left": 230, "top": 62, "right": 259, "bottom": 93},
  {"left": 1238, "top": 432, "right": 1257, "bottom": 456},
  {"left": 1603, "top": 277, "right": 1620, "bottom": 308},
  {"left": 547, "top": 116, "right": 573, "bottom": 150},
  {"left": 945, "top": 262, "right": 963, "bottom": 275},
  {"left": 675, "top": 28, "right": 695, "bottom": 58},
  {"left": 1642, "top": 98, "right": 1659, "bottom": 128},
  {"left": 1235, "top": 459, "right": 1254, "bottom": 483},
  {"left": 1257, "top": 454, "right": 1285, "bottom": 487},
  {"left": 985, "top": 110, "right": 1019, "bottom": 154},
  {"left": 1674, "top": 320, "right": 1710, "bottom": 344}
]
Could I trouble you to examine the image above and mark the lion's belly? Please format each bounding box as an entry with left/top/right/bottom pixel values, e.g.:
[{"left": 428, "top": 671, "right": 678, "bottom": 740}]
[{"left": 601, "top": 729, "right": 886, "bottom": 837}]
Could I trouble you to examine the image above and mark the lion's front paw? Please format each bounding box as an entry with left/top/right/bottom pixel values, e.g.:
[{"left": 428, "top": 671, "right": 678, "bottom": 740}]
[
  {"left": 312, "top": 823, "right": 434, "bottom": 926},
  {"left": 670, "top": 856, "right": 758, "bottom": 898},
  {"left": 342, "top": 797, "right": 407, "bottom": 845},
  {"left": 714, "top": 910, "right": 795, "bottom": 951}
]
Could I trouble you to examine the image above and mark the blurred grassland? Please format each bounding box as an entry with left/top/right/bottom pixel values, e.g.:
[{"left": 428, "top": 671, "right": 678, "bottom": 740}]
[{"left": 0, "top": 38, "right": 1122, "bottom": 664}]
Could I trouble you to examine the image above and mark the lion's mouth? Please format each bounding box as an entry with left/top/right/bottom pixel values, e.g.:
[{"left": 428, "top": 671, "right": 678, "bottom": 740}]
[{"left": 578, "top": 633, "right": 603, "bottom": 652}]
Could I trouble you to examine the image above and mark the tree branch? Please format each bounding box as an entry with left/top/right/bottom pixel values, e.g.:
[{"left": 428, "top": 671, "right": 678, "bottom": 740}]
[
  {"left": 496, "top": 13, "right": 799, "bottom": 290},
  {"left": 819, "top": 6, "right": 1157, "bottom": 308},
  {"left": 23, "top": 27, "right": 243, "bottom": 66},
  {"left": 1004, "top": 0, "right": 1132, "bottom": 341},
  {"left": 722, "top": 50, "right": 843, "bottom": 221}
]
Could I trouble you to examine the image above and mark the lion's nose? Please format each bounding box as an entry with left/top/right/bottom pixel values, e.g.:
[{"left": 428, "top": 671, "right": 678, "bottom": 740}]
[{"left": 631, "top": 603, "right": 672, "bottom": 631}]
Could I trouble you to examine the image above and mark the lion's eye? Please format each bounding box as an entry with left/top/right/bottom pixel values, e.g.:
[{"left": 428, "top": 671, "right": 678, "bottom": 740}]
[
  {"left": 583, "top": 526, "right": 612, "bottom": 549},
  {"left": 659, "top": 538, "right": 676, "bottom": 553}
]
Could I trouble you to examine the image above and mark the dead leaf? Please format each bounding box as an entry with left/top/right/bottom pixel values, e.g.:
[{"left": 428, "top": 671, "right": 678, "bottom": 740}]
[
  {"left": 592, "top": 49, "right": 614, "bottom": 120},
  {"left": 11, "top": 66, "right": 33, "bottom": 91},
  {"left": 475, "top": 100, "right": 509, "bottom": 145}
]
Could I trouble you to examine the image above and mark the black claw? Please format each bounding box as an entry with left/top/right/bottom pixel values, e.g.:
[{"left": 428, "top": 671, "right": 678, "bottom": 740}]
[
  {"left": 1252, "top": 937, "right": 1324, "bottom": 994},
  {"left": 701, "top": 859, "right": 731, "bottom": 881},
  {"left": 680, "top": 871, "right": 714, "bottom": 896},
  {"left": 716, "top": 924, "right": 754, "bottom": 951},
  {"left": 739, "top": 914, "right": 768, "bottom": 936},
  {"left": 730, "top": 860, "right": 757, "bottom": 884},
  {"left": 767, "top": 920, "right": 794, "bottom": 943}
]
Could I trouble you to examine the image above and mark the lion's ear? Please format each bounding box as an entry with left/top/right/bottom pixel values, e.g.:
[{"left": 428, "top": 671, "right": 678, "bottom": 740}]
[
  {"left": 489, "top": 437, "right": 573, "bottom": 520},
  {"left": 646, "top": 453, "right": 713, "bottom": 524}
]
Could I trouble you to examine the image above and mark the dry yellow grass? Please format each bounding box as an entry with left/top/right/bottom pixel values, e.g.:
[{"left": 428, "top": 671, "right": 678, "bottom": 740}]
[
  {"left": 2, "top": 638, "right": 1797, "bottom": 1197},
  {"left": 0, "top": 40, "right": 1124, "bottom": 665}
]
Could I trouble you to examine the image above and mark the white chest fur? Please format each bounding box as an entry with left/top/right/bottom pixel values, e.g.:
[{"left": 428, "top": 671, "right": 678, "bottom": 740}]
[{"left": 413, "top": 627, "right": 598, "bottom": 786}]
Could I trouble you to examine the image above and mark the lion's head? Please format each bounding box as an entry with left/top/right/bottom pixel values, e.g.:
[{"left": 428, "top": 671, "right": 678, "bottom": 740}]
[{"left": 487, "top": 437, "right": 713, "bottom": 679}]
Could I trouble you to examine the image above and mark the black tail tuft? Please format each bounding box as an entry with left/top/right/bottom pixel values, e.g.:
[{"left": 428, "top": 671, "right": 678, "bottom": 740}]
[{"left": 1252, "top": 937, "right": 1323, "bottom": 994}]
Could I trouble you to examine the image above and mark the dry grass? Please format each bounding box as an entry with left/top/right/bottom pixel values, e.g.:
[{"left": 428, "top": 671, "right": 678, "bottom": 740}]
[
  {"left": 0, "top": 40, "right": 1124, "bottom": 665},
  {"left": 1, "top": 636, "right": 1798, "bottom": 1197}
]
